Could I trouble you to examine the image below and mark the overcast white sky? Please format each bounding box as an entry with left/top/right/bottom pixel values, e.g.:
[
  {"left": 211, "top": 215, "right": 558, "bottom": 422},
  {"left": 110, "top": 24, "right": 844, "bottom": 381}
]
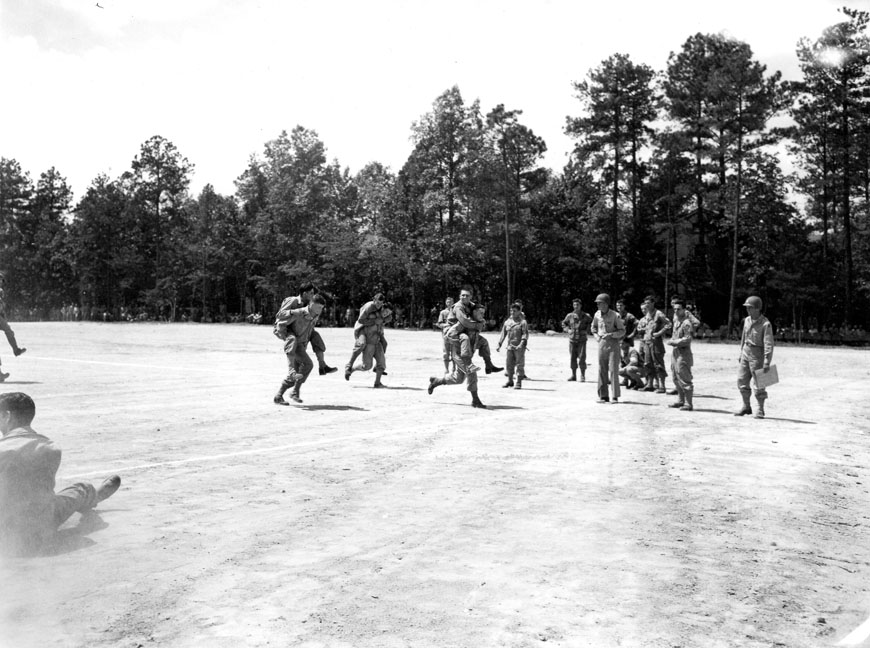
[{"left": 0, "top": 0, "right": 862, "bottom": 201}]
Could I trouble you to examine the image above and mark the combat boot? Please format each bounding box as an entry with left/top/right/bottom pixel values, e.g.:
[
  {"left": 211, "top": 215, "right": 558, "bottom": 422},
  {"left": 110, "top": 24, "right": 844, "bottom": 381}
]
[
  {"left": 427, "top": 376, "right": 440, "bottom": 395},
  {"left": 502, "top": 379, "right": 514, "bottom": 388},
  {"left": 568, "top": 370, "right": 577, "bottom": 382},
  {"left": 471, "top": 392, "right": 486, "bottom": 408},
  {"left": 485, "top": 361, "right": 503, "bottom": 375},
  {"left": 514, "top": 377, "right": 522, "bottom": 390},
  {"left": 754, "top": 396, "right": 766, "bottom": 419},
  {"left": 289, "top": 384, "right": 303, "bottom": 404},
  {"left": 95, "top": 475, "right": 121, "bottom": 504},
  {"left": 734, "top": 392, "right": 752, "bottom": 416}
]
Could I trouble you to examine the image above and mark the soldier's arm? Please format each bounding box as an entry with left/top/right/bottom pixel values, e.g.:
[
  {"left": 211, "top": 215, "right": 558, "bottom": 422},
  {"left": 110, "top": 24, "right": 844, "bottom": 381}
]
[
  {"left": 669, "top": 322, "right": 693, "bottom": 347},
  {"left": 455, "top": 306, "right": 483, "bottom": 331},
  {"left": 519, "top": 321, "right": 529, "bottom": 347},
  {"left": 497, "top": 322, "right": 508, "bottom": 348},
  {"left": 763, "top": 321, "right": 774, "bottom": 367},
  {"left": 611, "top": 315, "right": 626, "bottom": 341},
  {"left": 561, "top": 314, "right": 572, "bottom": 332}
]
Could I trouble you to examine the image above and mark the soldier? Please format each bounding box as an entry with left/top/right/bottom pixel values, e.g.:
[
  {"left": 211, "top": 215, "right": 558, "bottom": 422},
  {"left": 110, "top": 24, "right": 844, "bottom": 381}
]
[
  {"left": 276, "top": 283, "right": 337, "bottom": 376},
  {"left": 345, "top": 292, "right": 386, "bottom": 379},
  {"left": 0, "top": 275, "right": 26, "bottom": 382},
  {"left": 616, "top": 298, "right": 638, "bottom": 383},
  {"left": 591, "top": 293, "right": 625, "bottom": 403},
  {"left": 436, "top": 297, "right": 455, "bottom": 372},
  {"left": 348, "top": 303, "right": 392, "bottom": 388},
  {"left": 637, "top": 296, "right": 671, "bottom": 393},
  {"left": 618, "top": 342, "right": 646, "bottom": 390},
  {"left": 561, "top": 298, "right": 592, "bottom": 382},
  {"left": 273, "top": 294, "right": 327, "bottom": 405},
  {"left": 496, "top": 302, "right": 529, "bottom": 389},
  {"left": 428, "top": 298, "right": 487, "bottom": 409},
  {"left": 443, "top": 287, "right": 502, "bottom": 375},
  {"left": 734, "top": 295, "right": 774, "bottom": 419},
  {"left": 666, "top": 296, "right": 700, "bottom": 395},
  {"left": 666, "top": 297, "right": 694, "bottom": 411}
]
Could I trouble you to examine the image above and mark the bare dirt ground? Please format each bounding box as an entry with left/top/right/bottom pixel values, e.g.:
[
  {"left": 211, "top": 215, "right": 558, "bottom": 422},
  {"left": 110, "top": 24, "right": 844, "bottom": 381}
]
[{"left": 0, "top": 322, "right": 869, "bottom": 648}]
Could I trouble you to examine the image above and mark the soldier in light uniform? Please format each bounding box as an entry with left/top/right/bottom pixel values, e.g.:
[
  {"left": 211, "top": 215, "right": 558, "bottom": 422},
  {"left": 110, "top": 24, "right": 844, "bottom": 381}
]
[
  {"left": 637, "top": 296, "right": 671, "bottom": 393},
  {"left": 276, "top": 283, "right": 337, "bottom": 376},
  {"left": 591, "top": 293, "right": 625, "bottom": 403},
  {"left": 442, "top": 288, "right": 502, "bottom": 375},
  {"left": 734, "top": 295, "right": 774, "bottom": 419},
  {"left": 345, "top": 292, "right": 386, "bottom": 379},
  {"left": 666, "top": 296, "right": 700, "bottom": 395},
  {"left": 273, "top": 294, "right": 326, "bottom": 405},
  {"left": 496, "top": 302, "right": 529, "bottom": 389},
  {"left": 561, "top": 298, "right": 592, "bottom": 382},
  {"left": 436, "top": 297, "right": 455, "bottom": 372},
  {"left": 666, "top": 297, "right": 694, "bottom": 411},
  {"left": 428, "top": 291, "right": 487, "bottom": 409},
  {"left": 349, "top": 303, "right": 392, "bottom": 388}
]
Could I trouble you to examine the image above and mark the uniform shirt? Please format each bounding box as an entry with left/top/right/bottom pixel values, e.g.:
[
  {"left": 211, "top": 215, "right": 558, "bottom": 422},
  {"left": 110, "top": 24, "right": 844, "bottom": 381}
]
[
  {"left": 591, "top": 310, "right": 626, "bottom": 342},
  {"left": 0, "top": 426, "right": 62, "bottom": 551},
  {"left": 561, "top": 311, "right": 592, "bottom": 342},
  {"left": 620, "top": 312, "right": 638, "bottom": 343},
  {"left": 498, "top": 317, "right": 529, "bottom": 350},
  {"left": 448, "top": 302, "right": 484, "bottom": 333},
  {"left": 436, "top": 307, "right": 452, "bottom": 331},
  {"left": 740, "top": 315, "right": 774, "bottom": 365},
  {"left": 638, "top": 310, "right": 671, "bottom": 342},
  {"left": 277, "top": 307, "right": 319, "bottom": 347}
]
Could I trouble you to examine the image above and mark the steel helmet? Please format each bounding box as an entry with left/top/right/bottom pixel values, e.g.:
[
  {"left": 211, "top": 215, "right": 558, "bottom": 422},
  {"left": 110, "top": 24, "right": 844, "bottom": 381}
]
[
  {"left": 594, "top": 293, "right": 611, "bottom": 305},
  {"left": 742, "top": 295, "right": 763, "bottom": 309}
]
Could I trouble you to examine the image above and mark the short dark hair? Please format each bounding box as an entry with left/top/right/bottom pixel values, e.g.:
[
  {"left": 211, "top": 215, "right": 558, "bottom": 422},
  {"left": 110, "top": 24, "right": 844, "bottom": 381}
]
[
  {"left": 310, "top": 293, "right": 326, "bottom": 305},
  {"left": 460, "top": 284, "right": 473, "bottom": 294},
  {"left": 510, "top": 302, "right": 522, "bottom": 310},
  {"left": 0, "top": 392, "right": 35, "bottom": 425},
  {"left": 616, "top": 299, "right": 626, "bottom": 306},
  {"left": 572, "top": 298, "right": 582, "bottom": 305},
  {"left": 643, "top": 295, "right": 656, "bottom": 305},
  {"left": 299, "top": 282, "right": 317, "bottom": 295}
]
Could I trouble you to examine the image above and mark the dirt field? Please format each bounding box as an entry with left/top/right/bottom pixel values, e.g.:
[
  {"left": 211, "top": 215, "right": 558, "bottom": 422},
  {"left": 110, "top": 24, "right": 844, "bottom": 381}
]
[{"left": 0, "top": 322, "right": 869, "bottom": 648}]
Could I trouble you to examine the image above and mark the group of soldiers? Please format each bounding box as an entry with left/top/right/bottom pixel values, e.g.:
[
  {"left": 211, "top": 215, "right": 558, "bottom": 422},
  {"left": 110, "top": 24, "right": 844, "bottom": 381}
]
[{"left": 272, "top": 283, "right": 775, "bottom": 419}]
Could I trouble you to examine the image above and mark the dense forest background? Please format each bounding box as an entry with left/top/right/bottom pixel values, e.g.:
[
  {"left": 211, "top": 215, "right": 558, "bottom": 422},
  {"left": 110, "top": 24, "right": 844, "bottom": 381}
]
[{"left": 2, "top": 10, "right": 870, "bottom": 334}]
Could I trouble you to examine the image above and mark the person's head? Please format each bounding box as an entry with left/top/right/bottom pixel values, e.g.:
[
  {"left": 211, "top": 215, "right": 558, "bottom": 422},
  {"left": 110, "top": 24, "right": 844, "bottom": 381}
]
[
  {"left": 381, "top": 302, "right": 393, "bottom": 318},
  {"left": 472, "top": 303, "right": 486, "bottom": 321},
  {"left": 616, "top": 299, "right": 627, "bottom": 315},
  {"left": 595, "top": 293, "right": 610, "bottom": 313},
  {"left": 642, "top": 295, "right": 656, "bottom": 314},
  {"left": 743, "top": 295, "right": 763, "bottom": 319},
  {"left": 0, "top": 393, "right": 35, "bottom": 433},
  {"left": 572, "top": 298, "right": 582, "bottom": 313},
  {"left": 459, "top": 285, "right": 473, "bottom": 306},
  {"left": 309, "top": 293, "right": 326, "bottom": 317},
  {"left": 372, "top": 292, "right": 385, "bottom": 308},
  {"left": 510, "top": 302, "right": 522, "bottom": 319},
  {"left": 444, "top": 297, "right": 454, "bottom": 308},
  {"left": 299, "top": 282, "right": 318, "bottom": 302},
  {"left": 672, "top": 297, "right": 686, "bottom": 319}
]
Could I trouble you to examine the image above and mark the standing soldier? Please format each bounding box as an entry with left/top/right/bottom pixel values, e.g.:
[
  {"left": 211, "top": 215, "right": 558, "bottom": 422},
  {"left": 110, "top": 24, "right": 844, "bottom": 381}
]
[
  {"left": 666, "top": 297, "right": 694, "bottom": 411},
  {"left": 561, "top": 298, "right": 592, "bottom": 382},
  {"left": 616, "top": 298, "right": 638, "bottom": 382},
  {"left": 637, "top": 296, "right": 671, "bottom": 393},
  {"left": 496, "top": 302, "right": 529, "bottom": 389},
  {"left": 734, "top": 295, "right": 774, "bottom": 419},
  {"left": 591, "top": 294, "right": 625, "bottom": 403},
  {"left": 666, "top": 295, "right": 701, "bottom": 395},
  {"left": 436, "top": 297, "right": 455, "bottom": 373},
  {"left": 273, "top": 294, "right": 327, "bottom": 405},
  {"left": 276, "top": 283, "right": 337, "bottom": 376}
]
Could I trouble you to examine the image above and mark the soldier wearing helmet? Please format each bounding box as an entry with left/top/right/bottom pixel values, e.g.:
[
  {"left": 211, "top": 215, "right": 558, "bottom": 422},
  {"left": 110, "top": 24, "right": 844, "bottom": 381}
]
[
  {"left": 591, "top": 293, "right": 625, "bottom": 403},
  {"left": 735, "top": 295, "right": 774, "bottom": 419}
]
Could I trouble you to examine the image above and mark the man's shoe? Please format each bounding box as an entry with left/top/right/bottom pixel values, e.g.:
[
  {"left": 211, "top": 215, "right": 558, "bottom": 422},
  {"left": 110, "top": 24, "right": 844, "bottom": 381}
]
[
  {"left": 567, "top": 376, "right": 577, "bottom": 382},
  {"left": 13, "top": 348, "right": 25, "bottom": 357},
  {"left": 667, "top": 389, "right": 678, "bottom": 395},
  {"left": 471, "top": 395, "right": 486, "bottom": 409},
  {"left": 373, "top": 382, "right": 386, "bottom": 388},
  {"left": 485, "top": 365, "right": 503, "bottom": 375},
  {"left": 96, "top": 475, "right": 121, "bottom": 504},
  {"left": 344, "top": 370, "right": 352, "bottom": 381},
  {"left": 502, "top": 381, "right": 514, "bottom": 388},
  {"left": 669, "top": 401, "right": 685, "bottom": 408},
  {"left": 610, "top": 398, "right": 618, "bottom": 403},
  {"left": 514, "top": 381, "right": 522, "bottom": 390},
  {"left": 289, "top": 393, "right": 303, "bottom": 403},
  {"left": 597, "top": 397, "right": 609, "bottom": 403},
  {"left": 428, "top": 377, "right": 437, "bottom": 395},
  {"left": 734, "top": 406, "right": 752, "bottom": 416},
  {"left": 655, "top": 388, "right": 666, "bottom": 394},
  {"left": 273, "top": 395, "right": 289, "bottom": 406},
  {"left": 754, "top": 409, "right": 765, "bottom": 419},
  {"left": 580, "top": 374, "right": 586, "bottom": 383},
  {"left": 0, "top": 371, "right": 8, "bottom": 382},
  {"left": 680, "top": 404, "right": 693, "bottom": 411},
  {"left": 643, "top": 385, "right": 655, "bottom": 392},
  {"left": 319, "top": 365, "right": 338, "bottom": 375}
]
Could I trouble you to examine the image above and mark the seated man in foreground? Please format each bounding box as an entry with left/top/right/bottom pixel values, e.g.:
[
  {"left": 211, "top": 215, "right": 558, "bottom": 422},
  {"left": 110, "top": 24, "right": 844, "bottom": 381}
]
[{"left": 0, "top": 392, "right": 121, "bottom": 555}]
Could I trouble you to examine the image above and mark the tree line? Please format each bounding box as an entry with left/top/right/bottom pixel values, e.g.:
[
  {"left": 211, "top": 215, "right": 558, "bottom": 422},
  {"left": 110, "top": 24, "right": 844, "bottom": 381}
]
[{"left": 2, "top": 10, "right": 869, "bottom": 333}]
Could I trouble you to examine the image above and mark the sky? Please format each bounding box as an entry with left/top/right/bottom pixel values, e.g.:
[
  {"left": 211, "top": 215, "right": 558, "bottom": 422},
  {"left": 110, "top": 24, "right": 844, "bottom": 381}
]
[{"left": 0, "top": 0, "right": 863, "bottom": 201}]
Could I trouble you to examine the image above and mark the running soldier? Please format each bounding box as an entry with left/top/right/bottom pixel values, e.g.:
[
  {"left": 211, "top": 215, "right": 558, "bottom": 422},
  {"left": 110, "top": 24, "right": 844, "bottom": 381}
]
[
  {"left": 436, "top": 297, "right": 455, "bottom": 372},
  {"left": 496, "top": 302, "right": 529, "bottom": 389},
  {"left": 734, "top": 295, "right": 774, "bottom": 419},
  {"left": 562, "top": 298, "right": 592, "bottom": 382},
  {"left": 348, "top": 303, "right": 392, "bottom": 388},
  {"left": 0, "top": 276, "right": 26, "bottom": 382},
  {"left": 666, "top": 297, "right": 694, "bottom": 411},
  {"left": 637, "top": 296, "right": 671, "bottom": 393},
  {"left": 443, "top": 287, "right": 502, "bottom": 375},
  {"left": 616, "top": 298, "right": 638, "bottom": 383},
  {"left": 345, "top": 292, "right": 387, "bottom": 379},
  {"left": 276, "top": 283, "right": 337, "bottom": 376},
  {"left": 428, "top": 295, "right": 487, "bottom": 409},
  {"left": 273, "top": 294, "right": 327, "bottom": 405},
  {"left": 591, "top": 293, "right": 625, "bottom": 403}
]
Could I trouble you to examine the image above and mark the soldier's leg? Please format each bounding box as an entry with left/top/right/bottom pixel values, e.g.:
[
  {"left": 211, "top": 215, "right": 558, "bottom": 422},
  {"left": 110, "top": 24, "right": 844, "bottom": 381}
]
[
  {"left": 503, "top": 349, "right": 516, "bottom": 387},
  {"left": 275, "top": 336, "right": 301, "bottom": 404},
  {"left": 345, "top": 333, "right": 367, "bottom": 377},
  {"left": 514, "top": 347, "right": 526, "bottom": 389},
  {"left": 53, "top": 482, "right": 98, "bottom": 527},
  {"left": 578, "top": 339, "right": 587, "bottom": 381},
  {"left": 475, "top": 335, "right": 502, "bottom": 373},
  {"left": 310, "top": 330, "right": 336, "bottom": 374},
  {"left": 669, "top": 353, "right": 685, "bottom": 407},
  {"left": 442, "top": 335, "right": 452, "bottom": 372},
  {"left": 290, "top": 349, "right": 314, "bottom": 402},
  {"left": 0, "top": 317, "right": 24, "bottom": 355},
  {"left": 597, "top": 342, "right": 611, "bottom": 401},
  {"left": 610, "top": 346, "right": 621, "bottom": 400},
  {"left": 735, "top": 355, "right": 754, "bottom": 415},
  {"left": 373, "top": 343, "right": 386, "bottom": 387},
  {"left": 353, "top": 341, "right": 376, "bottom": 373},
  {"left": 568, "top": 341, "right": 578, "bottom": 380}
]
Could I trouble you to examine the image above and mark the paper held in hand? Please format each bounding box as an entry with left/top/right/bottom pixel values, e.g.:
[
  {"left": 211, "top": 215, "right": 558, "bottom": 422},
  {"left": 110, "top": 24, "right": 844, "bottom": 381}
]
[{"left": 755, "top": 364, "right": 779, "bottom": 389}]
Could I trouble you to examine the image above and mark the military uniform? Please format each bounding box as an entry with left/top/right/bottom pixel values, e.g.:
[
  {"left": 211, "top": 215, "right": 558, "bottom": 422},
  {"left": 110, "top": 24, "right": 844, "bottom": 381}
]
[
  {"left": 436, "top": 305, "right": 454, "bottom": 371},
  {"left": 497, "top": 315, "right": 529, "bottom": 388},
  {"left": 668, "top": 314, "right": 694, "bottom": 410},
  {"left": 561, "top": 310, "right": 592, "bottom": 380},
  {"left": 445, "top": 301, "right": 500, "bottom": 373},
  {"left": 274, "top": 306, "right": 320, "bottom": 403},
  {"left": 592, "top": 307, "right": 625, "bottom": 401},
  {"left": 737, "top": 312, "right": 774, "bottom": 416},
  {"left": 638, "top": 309, "right": 671, "bottom": 391}
]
